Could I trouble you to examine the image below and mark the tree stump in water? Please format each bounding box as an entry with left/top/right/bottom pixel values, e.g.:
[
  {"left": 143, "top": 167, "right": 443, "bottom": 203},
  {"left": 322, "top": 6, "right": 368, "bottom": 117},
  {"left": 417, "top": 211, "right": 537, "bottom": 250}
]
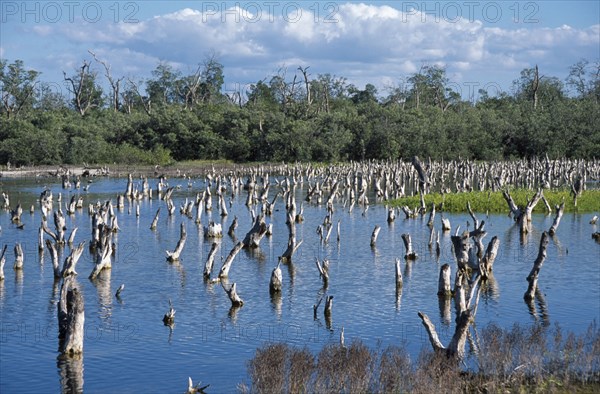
[
  {"left": 166, "top": 223, "right": 187, "bottom": 262},
  {"left": 437, "top": 264, "right": 452, "bottom": 296},
  {"left": 524, "top": 232, "right": 549, "bottom": 301},
  {"left": 58, "top": 277, "right": 84, "bottom": 355},
  {"left": 269, "top": 260, "right": 283, "bottom": 294}
]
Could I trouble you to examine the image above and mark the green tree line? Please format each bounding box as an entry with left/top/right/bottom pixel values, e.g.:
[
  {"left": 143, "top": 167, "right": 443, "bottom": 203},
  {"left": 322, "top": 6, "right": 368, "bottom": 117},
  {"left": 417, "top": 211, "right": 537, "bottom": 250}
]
[{"left": 0, "top": 56, "right": 598, "bottom": 166}]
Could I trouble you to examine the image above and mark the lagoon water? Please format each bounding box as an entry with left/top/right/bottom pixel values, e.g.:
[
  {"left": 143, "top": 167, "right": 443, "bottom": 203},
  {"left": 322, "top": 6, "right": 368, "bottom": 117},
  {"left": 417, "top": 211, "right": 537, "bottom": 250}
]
[{"left": 0, "top": 176, "right": 599, "bottom": 393}]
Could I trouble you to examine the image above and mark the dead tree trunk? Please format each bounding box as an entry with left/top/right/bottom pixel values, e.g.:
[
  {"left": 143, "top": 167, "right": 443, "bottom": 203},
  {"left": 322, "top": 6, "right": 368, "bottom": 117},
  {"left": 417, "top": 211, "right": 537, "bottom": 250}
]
[
  {"left": 395, "top": 258, "right": 403, "bottom": 288},
  {"left": 479, "top": 236, "right": 500, "bottom": 280},
  {"left": 13, "top": 242, "right": 24, "bottom": 270},
  {"left": 411, "top": 156, "right": 430, "bottom": 194},
  {"left": 438, "top": 264, "right": 452, "bottom": 296},
  {"left": 218, "top": 241, "right": 244, "bottom": 279},
  {"left": 370, "top": 225, "right": 381, "bottom": 247},
  {"left": 269, "top": 260, "right": 283, "bottom": 293},
  {"left": 0, "top": 245, "right": 7, "bottom": 280},
  {"left": 222, "top": 282, "right": 244, "bottom": 306},
  {"left": 501, "top": 189, "right": 521, "bottom": 220},
  {"left": 58, "top": 277, "right": 84, "bottom": 355},
  {"left": 401, "top": 233, "right": 418, "bottom": 260},
  {"left": 242, "top": 214, "right": 268, "bottom": 248},
  {"left": 166, "top": 223, "right": 187, "bottom": 262},
  {"left": 150, "top": 208, "right": 160, "bottom": 230},
  {"left": 427, "top": 203, "right": 436, "bottom": 227},
  {"left": 548, "top": 201, "right": 565, "bottom": 236},
  {"left": 61, "top": 242, "right": 86, "bottom": 277},
  {"left": 524, "top": 231, "right": 549, "bottom": 301},
  {"left": 203, "top": 242, "right": 219, "bottom": 279},
  {"left": 451, "top": 231, "right": 471, "bottom": 270}
]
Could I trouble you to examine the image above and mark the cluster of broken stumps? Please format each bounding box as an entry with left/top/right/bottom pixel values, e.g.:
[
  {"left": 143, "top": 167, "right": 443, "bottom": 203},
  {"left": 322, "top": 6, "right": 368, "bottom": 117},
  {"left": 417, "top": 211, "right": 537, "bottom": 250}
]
[{"left": 416, "top": 186, "right": 556, "bottom": 361}]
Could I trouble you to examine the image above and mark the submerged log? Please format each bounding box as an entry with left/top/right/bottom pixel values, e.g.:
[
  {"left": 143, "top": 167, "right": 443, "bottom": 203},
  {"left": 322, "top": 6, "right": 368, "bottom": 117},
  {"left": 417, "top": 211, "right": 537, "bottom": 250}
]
[
  {"left": 58, "top": 277, "right": 84, "bottom": 355},
  {"left": 524, "top": 231, "right": 549, "bottom": 301},
  {"left": 166, "top": 223, "right": 187, "bottom": 262}
]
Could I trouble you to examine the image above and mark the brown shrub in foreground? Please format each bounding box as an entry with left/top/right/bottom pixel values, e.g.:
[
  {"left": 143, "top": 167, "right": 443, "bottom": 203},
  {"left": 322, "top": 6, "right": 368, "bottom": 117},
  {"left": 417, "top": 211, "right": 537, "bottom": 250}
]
[{"left": 243, "top": 322, "right": 600, "bottom": 393}]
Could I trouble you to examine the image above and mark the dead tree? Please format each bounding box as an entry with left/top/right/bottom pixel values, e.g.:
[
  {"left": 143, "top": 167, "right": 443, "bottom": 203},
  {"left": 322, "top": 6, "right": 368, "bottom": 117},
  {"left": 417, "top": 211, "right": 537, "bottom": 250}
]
[
  {"left": 0, "top": 245, "right": 7, "bottom": 280},
  {"left": 150, "top": 208, "right": 160, "bottom": 230},
  {"left": 242, "top": 214, "right": 268, "bottom": 248},
  {"left": 11, "top": 203, "right": 22, "bottom": 223},
  {"left": 269, "top": 260, "right": 283, "bottom": 293},
  {"left": 89, "top": 50, "right": 123, "bottom": 112},
  {"left": 316, "top": 258, "right": 329, "bottom": 285},
  {"left": 418, "top": 275, "right": 482, "bottom": 359},
  {"left": 61, "top": 242, "right": 86, "bottom": 277},
  {"left": 438, "top": 264, "right": 453, "bottom": 297},
  {"left": 395, "top": 258, "right": 403, "bottom": 288},
  {"left": 478, "top": 236, "right": 500, "bottom": 280},
  {"left": 13, "top": 242, "right": 24, "bottom": 270},
  {"left": 370, "top": 225, "right": 381, "bottom": 247},
  {"left": 58, "top": 277, "right": 85, "bottom": 355},
  {"left": 89, "top": 230, "right": 112, "bottom": 280},
  {"left": 501, "top": 189, "right": 521, "bottom": 220},
  {"left": 548, "top": 201, "right": 565, "bottom": 236},
  {"left": 46, "top": 240, "right": 61, "bottom": 278},
  {"left": 519, "top": 188, "right": 544, "bottom": 234},
  {"left": 222, "top": 282, "right": 244, "bottom": 307},
  {"left": 280, "top": 213, "right": 303, "bottom": 262},
  {"left": 524, "top": 232, "right": 549, "bottom": 301},
  {"left": 401, "top": 233, "right": 418, "bottom": 260},
  {"left": 203, "top": 242, "right": 219, "bottom": 279},
  {"left": 162, "top": 299, "right": 175, "bottom": 325},
  {"left": 451, "top": 231, "right": 471, "bottom": 270},
  {"left": 218, "top": 241, "right": 245, "bottom": 279},
  {"left": 204, "top": 221, "right": 223, "bottom": 238},
  {"left": 166, "top": 223, "right": 187, "bottom": 262},
  {"left": 227, "top": 216, "right": 238, "bottom": 237},
  {"left": 412, "top": 156, "right": 430, "bottom": 194}
]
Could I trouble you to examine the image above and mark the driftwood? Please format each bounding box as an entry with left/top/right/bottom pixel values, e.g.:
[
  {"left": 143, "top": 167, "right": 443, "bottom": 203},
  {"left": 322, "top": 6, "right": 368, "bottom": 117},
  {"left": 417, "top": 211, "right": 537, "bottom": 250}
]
[
  {"left": 218, "top": 241, "right": 244, "bottom": 279},
  {"left": 203, "top": 242, "right": 219, "bottom": 278},
  {"left": 166, "top": 223, "right": 187, "bottom": 262},
  {"left": 524, "top": 232, "right": 549, "bottom": 301},
  {"left": 58, "top": 277, "right": 85, "bottom": 355},
  {"left": 222, "top": 282, "right": 244, "bottom": 306},
  {"left": 13, "top": 242, "right": 24, "bottom": 270},
  {"left": 269, "top": 260, "right": 283, "bottom": 293},
  {"left": 548, "top": 201, "right": 565, "bottom": 235},
  {"left": 401, "top": 233, "right": 418, "bottom": 260}
]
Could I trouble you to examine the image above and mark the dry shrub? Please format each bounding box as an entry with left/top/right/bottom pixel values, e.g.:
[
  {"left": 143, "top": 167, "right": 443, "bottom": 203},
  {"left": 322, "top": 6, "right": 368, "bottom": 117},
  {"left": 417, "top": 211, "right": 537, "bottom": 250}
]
[{"left": 378, "top": 345, "right": 413, "bottom": 393}]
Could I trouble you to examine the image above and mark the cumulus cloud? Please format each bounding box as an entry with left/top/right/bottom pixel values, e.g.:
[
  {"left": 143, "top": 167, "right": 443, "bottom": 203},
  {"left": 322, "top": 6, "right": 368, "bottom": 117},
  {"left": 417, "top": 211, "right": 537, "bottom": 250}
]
[{"left": 15, "top": 2, "right": 600, "bottom": 95}]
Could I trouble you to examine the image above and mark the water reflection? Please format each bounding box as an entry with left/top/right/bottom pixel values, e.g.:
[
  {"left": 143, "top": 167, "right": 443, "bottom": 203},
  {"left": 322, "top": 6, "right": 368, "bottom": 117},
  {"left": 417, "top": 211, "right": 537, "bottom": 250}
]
[
  {"left": 91, "top": 269, "right": 112, "bottom": 322},
  {"left": 480, "top": 273, "right": 500, "bottom": 301},
  {"left": 525, "top": 288, "right": 550, "bottom": 327},
  {"left": 438, "top": 296, "right": 452, "bottom": 326},
  {"left": 57, "top": 354, "right": 84, "bottom": 394}
]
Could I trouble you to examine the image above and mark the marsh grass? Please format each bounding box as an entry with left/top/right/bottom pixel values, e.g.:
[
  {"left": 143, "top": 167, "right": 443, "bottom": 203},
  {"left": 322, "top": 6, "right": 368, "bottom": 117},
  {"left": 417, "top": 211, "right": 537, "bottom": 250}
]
[
  {"left": 391, "top": 189, "right": 600, "bottom": 213},
  {"left": 243, "top": 322, "right": 600, "bottom": 393}
]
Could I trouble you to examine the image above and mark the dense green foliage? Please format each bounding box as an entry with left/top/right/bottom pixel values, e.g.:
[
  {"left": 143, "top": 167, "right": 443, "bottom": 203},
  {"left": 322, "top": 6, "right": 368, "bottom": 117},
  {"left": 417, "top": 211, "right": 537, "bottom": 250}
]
[{"left": 1, "top": 57, "right": 599, "bottom": 165}]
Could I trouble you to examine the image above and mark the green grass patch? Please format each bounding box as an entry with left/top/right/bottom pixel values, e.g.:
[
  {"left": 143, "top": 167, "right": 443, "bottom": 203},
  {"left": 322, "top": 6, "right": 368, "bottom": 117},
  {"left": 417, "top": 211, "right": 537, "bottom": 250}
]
[{"left": 390, "top": 189, "right": 600, "bottom": 213}]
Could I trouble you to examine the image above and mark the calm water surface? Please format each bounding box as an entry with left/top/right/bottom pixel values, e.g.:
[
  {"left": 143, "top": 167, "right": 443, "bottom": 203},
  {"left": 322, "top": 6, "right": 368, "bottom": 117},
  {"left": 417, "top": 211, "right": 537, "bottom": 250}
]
[{"left": 0, "top": 176, "right": 599, "bottom": 393}]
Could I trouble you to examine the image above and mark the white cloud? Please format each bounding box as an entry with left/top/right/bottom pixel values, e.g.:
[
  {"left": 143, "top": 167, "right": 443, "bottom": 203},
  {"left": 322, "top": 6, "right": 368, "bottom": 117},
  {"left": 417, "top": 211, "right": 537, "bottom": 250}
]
[{"left": 13, "top": 2, "right": 599, "bottom": 96}]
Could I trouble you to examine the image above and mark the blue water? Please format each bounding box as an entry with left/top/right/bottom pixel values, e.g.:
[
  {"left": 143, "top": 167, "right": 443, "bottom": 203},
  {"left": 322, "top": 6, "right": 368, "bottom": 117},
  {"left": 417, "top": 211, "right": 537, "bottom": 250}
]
[{"left": 0, "top": 176, "right": 599, "bottom": 393}]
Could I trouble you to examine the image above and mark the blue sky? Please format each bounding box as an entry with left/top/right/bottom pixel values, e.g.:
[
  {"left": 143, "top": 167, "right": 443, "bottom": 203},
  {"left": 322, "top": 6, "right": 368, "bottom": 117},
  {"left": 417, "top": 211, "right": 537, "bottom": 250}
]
[{"left": 1, "top": 1, "right": 598, "bottom": 100}]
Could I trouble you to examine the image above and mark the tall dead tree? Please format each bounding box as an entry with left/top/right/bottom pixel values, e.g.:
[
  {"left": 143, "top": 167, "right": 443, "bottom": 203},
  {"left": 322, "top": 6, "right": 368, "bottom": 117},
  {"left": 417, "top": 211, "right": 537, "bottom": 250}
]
[
  {"left": 524, "top": 232, "right": 549, "bottom": 300},
  {"left": 58, "top": 276, "right": 85, "bottom": 355},
  {"left": 89, "top": 50, "right": 123, "bottom": 112},
  {"left": 63, "top": 60, "right": 101, "bottom": 116}
]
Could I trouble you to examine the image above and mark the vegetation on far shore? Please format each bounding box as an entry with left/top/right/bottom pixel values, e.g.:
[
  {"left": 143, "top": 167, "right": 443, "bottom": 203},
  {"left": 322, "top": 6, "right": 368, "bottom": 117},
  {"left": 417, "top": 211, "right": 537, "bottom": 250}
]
[
  {"left": 391, "top": 189, "right": 600, "bottom": 213},
  {"left": 242, "top": 322, "right": 600, "bottom": 394},
  {"left": 1, "top": 57, "right": 599, "bottom": 166}
]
